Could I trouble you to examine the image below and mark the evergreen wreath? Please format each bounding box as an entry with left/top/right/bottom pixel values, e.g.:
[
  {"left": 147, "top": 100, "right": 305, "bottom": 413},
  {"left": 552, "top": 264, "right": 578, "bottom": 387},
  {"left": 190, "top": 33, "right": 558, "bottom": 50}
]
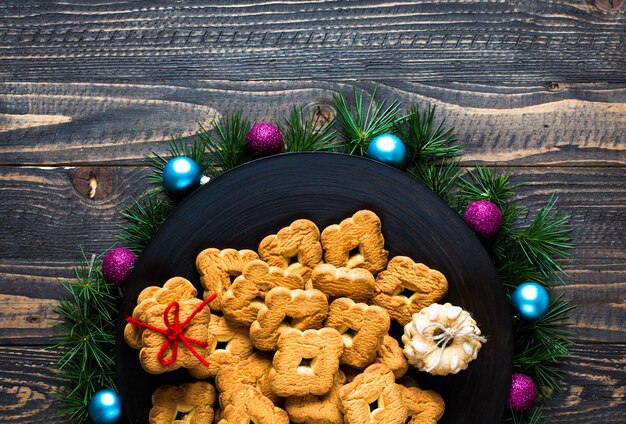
[{"left": 52, "top": 89, "right": 573, "bottom": 424}]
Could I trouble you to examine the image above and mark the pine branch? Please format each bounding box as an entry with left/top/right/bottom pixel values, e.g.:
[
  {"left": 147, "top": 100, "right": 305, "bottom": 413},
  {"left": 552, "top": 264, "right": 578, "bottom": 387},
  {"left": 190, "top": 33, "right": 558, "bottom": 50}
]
[
  {"left": 119, "top": 195, "right": 174, "bottom": 253},
  {"left": 456, "top": 166, "right": 519, "bottom": 212},
  {"left": 396, "top": 104, "right": 461, "bottom": 167},
  {"left": 282, "top": 106, "right": 338, "bottom": 152},
  {"left": 333, "top": 89, "right": 403, "bottom": 155},
  {"left": 408, "top": 159, "right": 462, "bottom": 202},
  {"left": 513, "top": 295, "right": 574, "bottom": 395},
  {"left": 505, "top": 195, "right": 574, "bottom": 284},
  {"left": 50, "top": 251, "right": 119, "bottom": 423},
  {"left": 197, "top": 111, "right": 252, "bottom": 176},
  {"left": 503, "top": 406, "right": 549, "bottom": 424}
]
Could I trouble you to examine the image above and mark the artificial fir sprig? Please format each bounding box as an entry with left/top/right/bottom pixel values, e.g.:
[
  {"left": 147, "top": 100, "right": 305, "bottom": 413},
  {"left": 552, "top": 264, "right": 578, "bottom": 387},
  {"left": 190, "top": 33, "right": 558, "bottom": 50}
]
[
  {"left": 333, "top": 89, "right": 402, "bottom": 155},
  {"left": 408, "top": 159, "right": 462, "bottom": 202},
  {"left": 506, "top": 196, "right": 574, "bottom": 285},
  {"left": 455, "top": 166, "right": 518, "bottom": 210},
  {"left": 51, "top": 251, "right": 119, "bottom": 423},
  {"left": 505, "top": 407, "right": 549, "bottom": 424},
  {"left": 197, "top": 111, "right": 252, "bottom": 176},
  {"left": 396, "top": 104, "right": 462, "bottom": 167},
  {"left": 282, "top": 106, "right": 337, "bottom": 152},
  {"left": 119, "top": 195, "right": 174, "bottom": 254},
  {"left": 512, "top": 294, "right": 574, "bottom": 394}
]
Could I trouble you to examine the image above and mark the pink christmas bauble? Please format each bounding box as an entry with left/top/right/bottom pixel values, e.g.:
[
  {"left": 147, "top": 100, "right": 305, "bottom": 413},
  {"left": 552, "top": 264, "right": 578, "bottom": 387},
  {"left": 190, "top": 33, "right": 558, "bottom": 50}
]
[
  {"left": 463, "top": 200, "right": 502, "bottom": 238},
  {"left": 508, "top": 373, "right": 537, "bottom": 412},
  {"left": 246, "top": 122, "right": 284, "bottom": 156},
  {"left": 102, "top": 248, "right": 138, "bottom": 286}
]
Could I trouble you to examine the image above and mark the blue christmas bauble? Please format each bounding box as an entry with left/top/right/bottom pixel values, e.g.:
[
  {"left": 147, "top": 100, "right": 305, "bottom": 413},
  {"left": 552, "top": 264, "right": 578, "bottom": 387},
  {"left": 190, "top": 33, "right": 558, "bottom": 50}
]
[
  {"left": 88, "top": 389, "right": 122, "bottom": 424},
  {"left": 162, "top": 156, "right": 202, "bottom": 196},
  {"left": 366, "top": 134, "right": 406, "bottom": 169},
  {"left": 511, "top": 282, "right": 550, "bottom": 321}
]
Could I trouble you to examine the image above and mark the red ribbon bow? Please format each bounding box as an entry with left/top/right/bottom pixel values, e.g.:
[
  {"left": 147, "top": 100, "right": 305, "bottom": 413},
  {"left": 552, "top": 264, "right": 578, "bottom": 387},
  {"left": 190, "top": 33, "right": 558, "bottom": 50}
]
[{"left": 126, "top": 293, "right": 217, "bottom": 367}]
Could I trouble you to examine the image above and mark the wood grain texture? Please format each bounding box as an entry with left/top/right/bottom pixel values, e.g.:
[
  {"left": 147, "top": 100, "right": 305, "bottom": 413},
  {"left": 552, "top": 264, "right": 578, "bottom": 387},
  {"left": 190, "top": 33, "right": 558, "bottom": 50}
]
[
  {"left": 0, "top": 344, "right": 622, "bottom": 423},
  {"left": 1, "top": 81, "right": 625, "bottom": 166},
  {"left": 0, "top": 165, "right": 623, "bottom": 345},
  {"left": 0, "top": 1, "right": 625, "bottom": 83}
]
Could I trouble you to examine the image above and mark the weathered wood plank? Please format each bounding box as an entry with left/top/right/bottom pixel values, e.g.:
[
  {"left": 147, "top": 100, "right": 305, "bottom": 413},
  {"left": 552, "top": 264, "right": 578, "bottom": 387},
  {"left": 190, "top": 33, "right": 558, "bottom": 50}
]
[
  {"left": 1, "top": 81, "right": 625, "bottom": 166},
  {"left": 0, "top": 1, "right": 625, "bottom": 82},
  {"left": 0, "top": 344, "right": 622, "bottom": 423},
  {"left": 545, "top": 344, "right": 626, "bottom": 422},
  {"left": 0, "top": 165, "right": 623, "bottom": 344},
  {"left": 0, "top": 347, "right": 61, "bottom": 423}
]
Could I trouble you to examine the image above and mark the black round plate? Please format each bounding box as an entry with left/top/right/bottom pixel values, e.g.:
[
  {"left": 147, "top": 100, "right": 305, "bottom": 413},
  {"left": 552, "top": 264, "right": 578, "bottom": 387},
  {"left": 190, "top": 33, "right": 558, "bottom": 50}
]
[{"left": 117, "top": 152, "right": 512, "bottom": 424}]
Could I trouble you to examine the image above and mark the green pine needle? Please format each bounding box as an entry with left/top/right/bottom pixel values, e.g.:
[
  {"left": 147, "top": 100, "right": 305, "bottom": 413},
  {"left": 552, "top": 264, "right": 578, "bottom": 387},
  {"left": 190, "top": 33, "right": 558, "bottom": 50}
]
[
  {"left": 504, "top": 406, "right": 549, "bottom": 424},
  {"left": 197, "top": 111, "right": 252, "bottom": 176},
  {"left": 119, "top": 195, "right": 174, "bottom": 253},
  {"left": 506, "top": 195, "right": 574, "bottom": 284},
  {"left": 50, "top": 250, "right": 119, "bottom": 423},
  {"left": 396, "top": 104, "right": 461, "bottom": 167},
  {"left": 408, "top": 159, "right": 462, "bottom": 202},
  {"left": 513, "top": 295, "right": 574, "bottom": 398},
  {"left": 282, "top": 106, "right": 338, "bottom": 152},
  {"left": 147, "top": 138, "right": 211, "bottom": 191},
  {"left": 456, "top": 166, "right": 519, "bottom": 211},
  {"left": 333, "top": 89, "right": 403, "bottom": 155}
]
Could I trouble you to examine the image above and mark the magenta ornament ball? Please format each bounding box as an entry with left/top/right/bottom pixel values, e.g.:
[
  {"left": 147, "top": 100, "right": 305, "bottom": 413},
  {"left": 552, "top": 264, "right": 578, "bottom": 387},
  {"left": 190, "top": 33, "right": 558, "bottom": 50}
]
[
  {"left": 463, "top": 200, "right": 503, "bottom": 238},
  {"left": 102, "top": 248, "right": 138, "bottom": 286},
  {"left": 508, "top": 373, "right": 537, "bottom": 412},
  {"left": 246, "top": 122, "right": 284, "bottom": 156}
]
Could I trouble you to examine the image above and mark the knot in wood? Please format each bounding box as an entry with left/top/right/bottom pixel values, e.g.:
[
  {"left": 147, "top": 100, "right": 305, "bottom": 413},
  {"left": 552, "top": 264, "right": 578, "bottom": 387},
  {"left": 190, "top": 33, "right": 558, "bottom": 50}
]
[
  {"left": 595, "top": 0, "right": 624, "bottom": 12},
  {"left": 302, "top": 103, "right": 337, "bottom": 130},
  {"left": 72, "top": 168, "right": 114, "bottom": 200}
]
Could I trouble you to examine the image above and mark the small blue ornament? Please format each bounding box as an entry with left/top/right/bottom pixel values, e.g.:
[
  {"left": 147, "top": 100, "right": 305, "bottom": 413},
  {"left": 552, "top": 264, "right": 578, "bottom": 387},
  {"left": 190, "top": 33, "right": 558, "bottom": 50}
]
[
  {"left": 366, "top": 134, "right": 406, "bottom": 169},
  {"left": 88, "top": 389, "right": 122, "bottom": 424},
  {"left": 511, "top": 282, "right": 550, "bottom": 321},
  {"left": 162, "top": 156, "right": 202, "bottom": 197}
]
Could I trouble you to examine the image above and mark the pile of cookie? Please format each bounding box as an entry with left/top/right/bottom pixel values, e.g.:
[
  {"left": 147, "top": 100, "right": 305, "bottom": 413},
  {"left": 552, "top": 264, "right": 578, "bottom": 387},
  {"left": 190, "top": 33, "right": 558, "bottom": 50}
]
[{"left": 125, "top": 210, "right": 462, "bottom": 423}]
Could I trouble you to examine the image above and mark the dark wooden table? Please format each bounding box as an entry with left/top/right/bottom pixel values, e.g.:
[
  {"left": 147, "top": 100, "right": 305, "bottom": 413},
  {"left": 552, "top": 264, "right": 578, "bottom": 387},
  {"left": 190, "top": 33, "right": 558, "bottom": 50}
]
[{"left": 1, "top": 1, "right": 624, "bottom": 422}]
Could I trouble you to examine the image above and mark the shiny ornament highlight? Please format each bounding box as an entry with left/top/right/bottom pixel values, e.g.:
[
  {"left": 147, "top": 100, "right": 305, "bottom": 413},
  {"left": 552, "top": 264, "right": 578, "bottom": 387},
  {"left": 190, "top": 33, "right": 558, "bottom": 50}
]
[
  {"left": 246, "top": 122, "right": 284, "bottom": 156},
  {"left": 162, "top": 156, "right": 202, "bottom": 197},
  {"left": 507, "top": 373, "right": 537, "bottom": 412},
  {"left": 366, "top": 133, "right": 406, "bottom": 169},
  {"left": 88, "top": 389, "right": 123, "bottom": 424},
  {"left": 511, "top": 282, "right": 550, "bottom": 321},
  {"left": 102, "top": 248, "right": 137, "bottom": 286},
  {"left": 463, "top": 200, "right": 502, "bottom": 238}
]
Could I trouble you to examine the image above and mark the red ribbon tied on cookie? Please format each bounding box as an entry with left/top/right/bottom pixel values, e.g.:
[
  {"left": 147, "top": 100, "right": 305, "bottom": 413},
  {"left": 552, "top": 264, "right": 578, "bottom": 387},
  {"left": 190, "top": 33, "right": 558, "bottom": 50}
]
[{"left": 126, "top": 293, "right": 217, "bottom": 367}]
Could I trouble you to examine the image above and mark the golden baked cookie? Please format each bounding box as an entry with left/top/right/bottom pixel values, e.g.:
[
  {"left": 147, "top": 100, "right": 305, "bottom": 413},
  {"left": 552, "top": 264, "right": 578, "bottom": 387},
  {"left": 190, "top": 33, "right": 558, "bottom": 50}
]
[
  {"left": 401, "top": 384, "right": 445, "bottom": 424},
  {"left": 373, "top": 256, "right": 448, "bottom": 326},
  {"left": 321, "top": 210, "right": 388, "bottom": 274},
  {"left": 258, "top": 219, "right": 323, "bottom": 281},
  {"left": 218, "top": 384, "right": 289, "bottom": 424},
  {"left": 269, "top": 328, "right": 343, "bottom": 397},
  {"left": 402, "top": 302, "right": 485, "bottom": 376},
  {"left": 284, "top": 369, "right": 346, "bottom": 424},
  {"left": 138, "top": 299, "right": 214, "bottom": 375},
  {"left": 216, "top": 352, "right": 279, "bottom": 405},
  {"left": 189, "top": 315, "right": 254, "bottom": 379},
  {"left": 250, "top": 287, "right": 328, "bottom": 351},
  {"left": 375, "top": 335, "right": 409, "bottom": 379},
  {"left": 338, "top": 364, "right": 408, "bottom": 424},
  {"left": 196, "top": 248, "right": 259, "bottom": 310},
  {"left": 221, "top": 260, "right": 304, "bottom": 326},
  {"left": 325, "top": 298, "right": 390, "bottom": 369},
  {"left": 124, "top": 277, "right": 199, "bottom": 349},
  {"left": 311, "top": 264, "right": 375, "bottom": 303},
  {"left": 149, "top": 381, "right": 216, "bottom": 424}
]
